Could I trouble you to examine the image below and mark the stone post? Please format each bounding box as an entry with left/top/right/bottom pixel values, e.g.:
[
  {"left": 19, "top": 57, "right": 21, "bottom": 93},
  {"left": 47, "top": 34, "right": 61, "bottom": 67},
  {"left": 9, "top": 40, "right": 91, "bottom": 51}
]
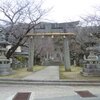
[
  {"left": 63, "top": 37, "right": 71, "bottom": 71},
  {"left": 28, "top": 36, "right": 34, "bottom": 71}
]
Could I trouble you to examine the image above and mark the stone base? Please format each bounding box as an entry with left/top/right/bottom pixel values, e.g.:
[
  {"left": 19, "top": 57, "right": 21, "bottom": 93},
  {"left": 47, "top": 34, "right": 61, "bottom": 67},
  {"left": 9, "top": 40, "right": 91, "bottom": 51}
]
[
  {"left": 0, "top": 68, "right": 13, "bottom": 75},
  {"left": 65, "top": 68, "right": 71, "bottom": 72},
  {"left": 0, "top": 64, "right": 13, "bottom": 75},
  {"left": 27, "top": 68, "right": 33, "bottom": 72},
  {"left": 81, "top": 64, "right": 100, "bottom": 76},
  {"left": 81, "top": 71, "right": 100, "bottom": 77}
]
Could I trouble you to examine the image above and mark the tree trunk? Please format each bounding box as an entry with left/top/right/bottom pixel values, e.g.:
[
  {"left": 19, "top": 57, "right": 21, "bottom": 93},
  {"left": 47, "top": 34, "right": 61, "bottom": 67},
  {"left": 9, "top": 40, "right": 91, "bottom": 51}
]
[{"left": 6, "top": 37, "right": 23, "bottom": 59}]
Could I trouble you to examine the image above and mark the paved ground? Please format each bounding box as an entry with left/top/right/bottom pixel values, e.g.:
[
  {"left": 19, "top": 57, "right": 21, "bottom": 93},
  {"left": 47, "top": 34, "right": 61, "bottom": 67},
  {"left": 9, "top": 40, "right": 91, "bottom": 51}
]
[
  {"left": 23, "top": 66, "right": 59, "bottom": 80},
  {"left": 0, "top": 84, "right": 99, "bottom": 100},
  {"left": 0, "top": 66, "right": 100, "bottom": 100}
]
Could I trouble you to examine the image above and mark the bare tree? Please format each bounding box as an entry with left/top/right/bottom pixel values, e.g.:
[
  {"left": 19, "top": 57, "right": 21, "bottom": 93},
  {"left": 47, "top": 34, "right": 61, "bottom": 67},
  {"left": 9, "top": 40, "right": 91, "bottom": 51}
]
[
  {"left": 71, "top": 8, "right": 100, "bottom": 66},
  {"left": 80, "top": 6, "right": 100, "bottom": 38},
  {"left": 0, "top": 0, "right": 47, "bottom": 59}
]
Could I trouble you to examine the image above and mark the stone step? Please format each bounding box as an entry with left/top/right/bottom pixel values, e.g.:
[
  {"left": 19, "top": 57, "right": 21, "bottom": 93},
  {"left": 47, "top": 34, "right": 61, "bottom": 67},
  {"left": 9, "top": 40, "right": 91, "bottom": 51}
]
[{"left": 0, "top": 79, "right": 100, "bottom": 86}]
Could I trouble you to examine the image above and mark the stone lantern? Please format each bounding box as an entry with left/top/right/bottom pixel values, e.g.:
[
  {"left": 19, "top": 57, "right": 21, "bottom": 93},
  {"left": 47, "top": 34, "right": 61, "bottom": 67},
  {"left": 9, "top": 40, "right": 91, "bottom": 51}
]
[
  {"left": 81, "top": 47, "right": 100, "bottom": 76},
  {"left": 0, "top": 32, "right": 12, "bottom": 75}
]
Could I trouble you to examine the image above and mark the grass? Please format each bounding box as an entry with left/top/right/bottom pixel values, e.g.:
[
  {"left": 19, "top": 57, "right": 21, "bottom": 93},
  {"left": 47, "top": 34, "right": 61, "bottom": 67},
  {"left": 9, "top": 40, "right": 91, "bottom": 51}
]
[
  {"left": 59, "top": 66, "right": 100, "bottom": 81},
  {"left": 0, "top": 65, "right": 45, "bottom": 79}
]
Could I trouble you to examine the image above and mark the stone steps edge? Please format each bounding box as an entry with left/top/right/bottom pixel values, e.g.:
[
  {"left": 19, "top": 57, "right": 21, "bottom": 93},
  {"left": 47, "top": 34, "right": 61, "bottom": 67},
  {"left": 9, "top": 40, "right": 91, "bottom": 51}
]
[
  {"left": 0, "top": 81, "right": 100, "bottom": 86},
  {"left": 0, "top": 79, "right": 100, "bottom": 83}
]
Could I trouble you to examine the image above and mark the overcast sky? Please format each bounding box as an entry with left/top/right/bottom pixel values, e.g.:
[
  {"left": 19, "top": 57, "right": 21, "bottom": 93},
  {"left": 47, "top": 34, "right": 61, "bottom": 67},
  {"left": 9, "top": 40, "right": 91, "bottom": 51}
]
[
  {"left": 0, "top": 0, "right": 100, "bottom": 23},
  {"left": 42, "top": 0, "right": 100, "bottom": 22}
]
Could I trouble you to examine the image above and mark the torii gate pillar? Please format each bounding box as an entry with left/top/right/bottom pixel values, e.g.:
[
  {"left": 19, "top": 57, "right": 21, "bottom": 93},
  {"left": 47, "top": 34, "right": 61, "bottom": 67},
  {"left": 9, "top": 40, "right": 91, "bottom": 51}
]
[
  {"left": 63, "top": 37, "right": 71, "bottom": 71},
  {"left": 27, "top": 36, "right": 34, "bottom": 71}
]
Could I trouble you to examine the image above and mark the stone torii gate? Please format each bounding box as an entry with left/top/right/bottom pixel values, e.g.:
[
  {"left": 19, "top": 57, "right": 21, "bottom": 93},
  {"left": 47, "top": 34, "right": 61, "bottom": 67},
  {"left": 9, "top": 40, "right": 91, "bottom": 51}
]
[{"left": 27, "top": 32, "right": 75, "bottom": 71}]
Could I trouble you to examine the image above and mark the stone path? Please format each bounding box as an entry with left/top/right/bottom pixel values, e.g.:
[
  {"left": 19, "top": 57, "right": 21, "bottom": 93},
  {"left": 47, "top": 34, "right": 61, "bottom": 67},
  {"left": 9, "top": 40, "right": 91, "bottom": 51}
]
[{"left": 23, "top": 66, "right": 59, "bottom": 80}]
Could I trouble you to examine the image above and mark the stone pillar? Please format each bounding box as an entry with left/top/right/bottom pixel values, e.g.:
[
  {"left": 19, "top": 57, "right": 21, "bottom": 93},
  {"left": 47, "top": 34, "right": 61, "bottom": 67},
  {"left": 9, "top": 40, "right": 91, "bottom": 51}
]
[
  {"left": 28, "top": 36, "right": 34, "bottom": 71},
  {"left": 46, "top": 51, "right": 49, "bottom": 60},
  {"left": 63, "top": 37, "right": 71, "bottom": 71}
]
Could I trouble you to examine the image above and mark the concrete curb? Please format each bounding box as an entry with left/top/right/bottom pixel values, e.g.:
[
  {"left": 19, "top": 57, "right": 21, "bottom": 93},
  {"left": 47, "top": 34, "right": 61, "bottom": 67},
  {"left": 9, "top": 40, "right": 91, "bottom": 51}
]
[{"left": 0, "top": 79, "right": 100, "bottom": 86}]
